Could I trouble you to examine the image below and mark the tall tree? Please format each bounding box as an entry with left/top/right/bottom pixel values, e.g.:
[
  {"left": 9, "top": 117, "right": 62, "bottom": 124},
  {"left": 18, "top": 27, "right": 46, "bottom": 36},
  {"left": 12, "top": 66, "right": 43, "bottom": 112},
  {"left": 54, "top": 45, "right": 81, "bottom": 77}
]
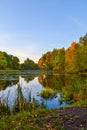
[
  {"left": 77, "top": 34, "right": 87, "bottom": 72},
  {"left": 21, "top": 58, "right": 38, "bottom": 70},
  {"left": 52, "top": 48, "right": 65, "bottom": 72},
  {"left": 0, "top": 51, "right": 7, "bottom": 69},
  {"left": 65, "top": 42, "right": 79, "bottom": 72},
  {"left": 12, "top": 56, "right": 20, "bottom": 69}
]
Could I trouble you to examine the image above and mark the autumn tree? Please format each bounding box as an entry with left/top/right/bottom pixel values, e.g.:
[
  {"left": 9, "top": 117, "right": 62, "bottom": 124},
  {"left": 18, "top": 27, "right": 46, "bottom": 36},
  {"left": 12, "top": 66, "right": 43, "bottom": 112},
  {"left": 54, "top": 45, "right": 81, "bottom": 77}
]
[
  {"left": 38, "top": 57, "right": 44, "bottom": 69},
  {"left": 38, "top": 52, "right": 52, "bottom": 69},
  {"left": 65, "top": 42, "right": 79, "bottom": 72},
  {"left": 38, "top": 48, "right": 65, "bottom": 73}
]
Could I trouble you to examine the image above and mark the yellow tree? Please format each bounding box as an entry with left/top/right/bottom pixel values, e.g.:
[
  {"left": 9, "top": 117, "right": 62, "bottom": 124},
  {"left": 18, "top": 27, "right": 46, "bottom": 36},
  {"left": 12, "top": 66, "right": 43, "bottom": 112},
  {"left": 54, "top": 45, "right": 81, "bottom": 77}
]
[{"left": 65, "top": 42, "right": 79, "bottom": 72}]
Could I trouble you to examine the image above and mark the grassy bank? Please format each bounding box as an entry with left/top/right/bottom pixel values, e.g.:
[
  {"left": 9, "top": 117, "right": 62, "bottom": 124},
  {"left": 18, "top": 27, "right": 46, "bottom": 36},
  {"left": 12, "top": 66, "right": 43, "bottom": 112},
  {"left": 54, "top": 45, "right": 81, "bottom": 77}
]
[
  {"left": 0, "top": 70, "right": 21, "bottom": 75},
  {"left": 0, "top": 100, "right": 87, "bottom": 130},
  {"left": 0, "top": 70, "right": 54, "bottom": 75}
]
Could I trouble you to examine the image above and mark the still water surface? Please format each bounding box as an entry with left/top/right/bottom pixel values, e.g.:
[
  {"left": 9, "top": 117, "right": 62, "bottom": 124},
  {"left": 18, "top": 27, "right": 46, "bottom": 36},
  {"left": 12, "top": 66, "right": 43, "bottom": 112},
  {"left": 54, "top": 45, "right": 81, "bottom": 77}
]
[{"left": 0, "top": 73, "right": 87, "bottom": 110}]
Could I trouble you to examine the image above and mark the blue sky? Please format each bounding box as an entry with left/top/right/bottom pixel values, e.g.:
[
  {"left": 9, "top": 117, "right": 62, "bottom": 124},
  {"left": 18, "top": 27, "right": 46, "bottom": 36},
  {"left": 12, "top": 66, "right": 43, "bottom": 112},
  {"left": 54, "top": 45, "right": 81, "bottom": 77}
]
[{"left": 0, "top": 0, "right": 87, "bottom": 63}]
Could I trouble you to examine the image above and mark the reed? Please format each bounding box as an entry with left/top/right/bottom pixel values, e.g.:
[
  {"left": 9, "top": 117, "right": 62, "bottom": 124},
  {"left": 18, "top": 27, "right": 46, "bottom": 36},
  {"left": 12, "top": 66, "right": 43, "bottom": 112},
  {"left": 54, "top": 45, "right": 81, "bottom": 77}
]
[{"left": 39, "top": 88, "right": 57, "bottom": 99}]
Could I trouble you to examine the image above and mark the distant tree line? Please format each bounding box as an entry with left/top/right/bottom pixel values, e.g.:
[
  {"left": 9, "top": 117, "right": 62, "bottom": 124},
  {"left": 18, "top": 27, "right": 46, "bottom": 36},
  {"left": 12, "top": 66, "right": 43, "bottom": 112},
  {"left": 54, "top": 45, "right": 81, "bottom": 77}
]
[
  {"left": 1, "top": 34, "right": 87, "bottom": 72},
  {"left": 0, "top": 52, "right": 38, "bottom": 70},
  {"left": 20, "top": 58, "right": 38, "bottom": 70},
  {"left": 38, "top": 34, "right": 87, "bottom": 73}
]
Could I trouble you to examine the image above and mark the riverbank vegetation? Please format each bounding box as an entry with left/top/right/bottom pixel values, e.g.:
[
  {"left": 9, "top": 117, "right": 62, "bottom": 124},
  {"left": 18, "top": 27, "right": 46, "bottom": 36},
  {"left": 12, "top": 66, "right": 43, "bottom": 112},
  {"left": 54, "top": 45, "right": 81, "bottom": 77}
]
[
  {"left": 38, "top": 88, "right": 57, "bottom": 99},
  {"left": 0, "top": 82, "right": 87, "bottom": 129},
  {"left": 0, "top": 99, "right": 87, "bottom": 130},
  {"left": 0, "top": 80, "right": 87, "bottom": 129}
]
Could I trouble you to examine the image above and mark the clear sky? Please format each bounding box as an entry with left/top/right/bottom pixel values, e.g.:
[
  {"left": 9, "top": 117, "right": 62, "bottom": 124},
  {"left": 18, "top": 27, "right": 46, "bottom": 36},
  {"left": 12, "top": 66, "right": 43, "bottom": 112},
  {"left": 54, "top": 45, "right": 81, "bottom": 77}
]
[{"left": 0, "top": 0, "right": 87, "bottom": 63}]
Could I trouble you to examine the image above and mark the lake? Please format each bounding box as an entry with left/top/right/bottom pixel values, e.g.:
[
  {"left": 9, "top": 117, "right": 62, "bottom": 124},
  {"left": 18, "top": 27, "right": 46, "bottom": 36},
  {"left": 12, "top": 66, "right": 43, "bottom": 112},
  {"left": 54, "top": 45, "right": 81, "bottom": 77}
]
[{"left": 0, "top": 73, "right": 87, "bottom": 110}]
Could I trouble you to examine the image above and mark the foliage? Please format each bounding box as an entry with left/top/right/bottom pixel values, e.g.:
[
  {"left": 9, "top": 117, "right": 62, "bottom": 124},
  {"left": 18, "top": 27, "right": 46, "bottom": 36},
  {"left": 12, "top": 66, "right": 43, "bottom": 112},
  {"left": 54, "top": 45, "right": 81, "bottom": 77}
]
[
  {"left": 0, "top": 51, "right": 7, "bottom": 69},
  {"left": 65, "top": 42, "right": 79, "bottom": 72},
  {"left": 39, "top": 88, "right": 57, "bottom": 99},
  {"left": 0, "top": 51, "right": 20, "bottom": 70},
  {"left": 38, "top": 34, "right": 87, "bottom": 73},
  {"left": 0, "top": 33, "right": 87, "bottom": 72},
  {"left": 77, "top": 34, "right": 87, "bottom": 72},
  {"left": 0, "top": 103, "right": 87, "bottom": 130},
  {"left": 38, "top": 48, "right": 65, "bottom": 72},
  {"left": 0, "top": 51, "right": 39, "bottom": 70},
  {"left": 20, "top": 58, "right": 38, "bottom": 70}
]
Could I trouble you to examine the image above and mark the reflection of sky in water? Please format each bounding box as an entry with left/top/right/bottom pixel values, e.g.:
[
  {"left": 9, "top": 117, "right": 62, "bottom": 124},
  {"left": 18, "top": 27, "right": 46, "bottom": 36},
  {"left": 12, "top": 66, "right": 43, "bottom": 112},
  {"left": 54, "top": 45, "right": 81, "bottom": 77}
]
[
  {"left": 0, "top": 85, "right": 18, "bottom": 110},
  {"left": 20, "top": 77, "right": 44, "bottom": 103},
  {"left": 43, "top": 94, "right": 67, "bottom": 109},
  {"left": 0, "top": 76, "right": 67, "bottom": 109}
]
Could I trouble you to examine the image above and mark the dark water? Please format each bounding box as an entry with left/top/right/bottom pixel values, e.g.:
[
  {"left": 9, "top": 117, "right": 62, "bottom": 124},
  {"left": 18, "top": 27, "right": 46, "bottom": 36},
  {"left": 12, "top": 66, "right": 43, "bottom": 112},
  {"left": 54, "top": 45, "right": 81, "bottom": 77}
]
[{"left": 0, "top": 73, "right": 87, "bottom": 110}]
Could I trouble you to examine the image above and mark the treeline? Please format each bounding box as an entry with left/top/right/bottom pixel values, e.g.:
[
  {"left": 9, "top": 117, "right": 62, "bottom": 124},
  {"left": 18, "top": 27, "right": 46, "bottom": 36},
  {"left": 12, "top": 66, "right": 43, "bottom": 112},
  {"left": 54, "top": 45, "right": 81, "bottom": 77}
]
[
  {"left": 0, "top": 52, "right": 38, "bottom": 70},
  {"left": 38, "top": 34, "right": 87, "bottom": 73}
]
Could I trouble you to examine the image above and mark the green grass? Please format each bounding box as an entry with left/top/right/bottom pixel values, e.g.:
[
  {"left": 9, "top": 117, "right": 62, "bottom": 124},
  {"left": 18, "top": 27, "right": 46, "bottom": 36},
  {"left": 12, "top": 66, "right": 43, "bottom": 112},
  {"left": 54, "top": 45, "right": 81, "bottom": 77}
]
[
  {"left": 0, "top": 70, "right": 21, "bottom": 75},
  {"left": 39, "top": 88, "right": 57, "bottom": 99},
  {"left": 70, "top": 99, "right": 87, "bottom": 107},
  {"left": 0, "top": 109, "right": 65, "bottom": 130},
  {"left": 0, "top": 99, "right": 87, "bottom": 130}
]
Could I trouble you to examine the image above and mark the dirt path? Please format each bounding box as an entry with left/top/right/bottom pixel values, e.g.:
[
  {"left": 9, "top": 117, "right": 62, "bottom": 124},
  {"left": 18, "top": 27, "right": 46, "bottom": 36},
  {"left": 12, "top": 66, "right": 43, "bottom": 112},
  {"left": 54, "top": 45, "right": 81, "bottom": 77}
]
[
  {"left": 57, "top": 107, "right": 87, "bottom": 130},
  {"left": 0, "top": 106, "right": 87, "bottom": 130}
]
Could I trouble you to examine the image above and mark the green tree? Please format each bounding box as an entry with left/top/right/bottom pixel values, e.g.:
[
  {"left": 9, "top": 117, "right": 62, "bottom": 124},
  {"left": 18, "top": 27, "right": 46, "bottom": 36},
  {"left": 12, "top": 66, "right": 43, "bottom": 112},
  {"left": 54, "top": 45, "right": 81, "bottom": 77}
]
[
  {"left": 3, "top": 52, "right": 13, "bottom": 69},
  {"left": 0, "top": 51, "right": 7, "bottom": 69},
  {"left": 21, "top": 58, "right": 38, "bottom": 70},
  {"left": 77, "top": 34, "right": 87, "bottom": 72},
  {"left": 12, "top": 56, "right": 20, "bottom": 69},
  {"left": 52, "top": 48, "right": 65, "bottom": 72}
]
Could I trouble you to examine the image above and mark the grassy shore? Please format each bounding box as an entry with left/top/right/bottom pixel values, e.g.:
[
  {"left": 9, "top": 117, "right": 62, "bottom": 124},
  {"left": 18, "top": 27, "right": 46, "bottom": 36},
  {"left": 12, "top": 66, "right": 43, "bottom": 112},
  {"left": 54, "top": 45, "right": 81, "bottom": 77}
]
[
  {"left": 0, "top": 100, "right": 87, "bottom": 130},
  {"left": 0, "top": 70, "right": 54, "bottom": 75}
]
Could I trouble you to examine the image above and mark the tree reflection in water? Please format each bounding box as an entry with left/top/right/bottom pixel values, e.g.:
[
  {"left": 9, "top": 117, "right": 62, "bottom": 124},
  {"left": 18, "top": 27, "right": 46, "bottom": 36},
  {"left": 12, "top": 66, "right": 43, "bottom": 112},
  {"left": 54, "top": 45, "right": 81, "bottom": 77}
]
[
  {"left": 38, "top": 74, "right": 87, "bottom": 103},
  {"left": 0, "top": 73, "right": 87, "bottom": 111}
]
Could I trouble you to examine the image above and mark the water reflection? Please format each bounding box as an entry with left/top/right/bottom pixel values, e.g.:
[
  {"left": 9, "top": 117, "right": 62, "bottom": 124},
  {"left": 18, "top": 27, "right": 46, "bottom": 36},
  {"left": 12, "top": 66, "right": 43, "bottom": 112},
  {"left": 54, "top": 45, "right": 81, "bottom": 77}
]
[
  {"left": 0, "top": 73, "right": 87, "bottom": 110},
  {"left": 38, "top": 74, "right": 87, "bottom": 103},
  {"left": 0, "top": 75, "right": 19, "bottom": 90},
  {"left": 21, "top": 75, "right": 34, "bottom": 83}
]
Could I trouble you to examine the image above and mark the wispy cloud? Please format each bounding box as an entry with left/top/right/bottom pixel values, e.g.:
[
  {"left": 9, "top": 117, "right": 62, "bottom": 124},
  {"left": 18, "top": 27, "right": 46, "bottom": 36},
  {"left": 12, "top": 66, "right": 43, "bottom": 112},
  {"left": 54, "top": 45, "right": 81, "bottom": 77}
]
[
  {"left": 67, "top": 15, "right": 86, "bottom": 30},
  {"left": 70, "top": 16, "right": 83, "bottom": 26}
]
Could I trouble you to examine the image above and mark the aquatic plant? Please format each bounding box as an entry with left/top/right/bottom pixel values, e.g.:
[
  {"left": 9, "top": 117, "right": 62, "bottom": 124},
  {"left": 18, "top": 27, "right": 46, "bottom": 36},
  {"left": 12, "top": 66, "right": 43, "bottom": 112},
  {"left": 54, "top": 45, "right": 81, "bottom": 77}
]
[{"left": 39, "top": 88, "right": 57, "bottom": 99}]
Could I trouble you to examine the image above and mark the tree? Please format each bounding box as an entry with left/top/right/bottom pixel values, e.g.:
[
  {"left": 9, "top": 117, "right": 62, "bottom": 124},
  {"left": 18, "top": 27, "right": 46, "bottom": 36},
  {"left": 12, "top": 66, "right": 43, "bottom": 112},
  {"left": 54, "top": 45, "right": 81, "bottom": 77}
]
[
  {"left": 12, "top": 56, "right": 20, "bottom": 69},
  {"left": 21, "top": 58, "right": 38, "bottom": 70},
  {"left": 0, "top": 51, "right": 7, "bottom": 69},
  {"left": 65, "top": 42, "right": 79, "bottom": 72},
  {"left": 3, "top": 52, "right": 13, "bottom": 69},
  {"left": 38, "top": 48, "right": 65, "bottom": 73},
  {"left": 77, "top": 34, "right": 87, "bottom": 72},
  {"left": 38, "top": 57, "right": 44, "bottom": 69},
  {"left": 52, "top": 48, "right": 65, "bottom": 72}
]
